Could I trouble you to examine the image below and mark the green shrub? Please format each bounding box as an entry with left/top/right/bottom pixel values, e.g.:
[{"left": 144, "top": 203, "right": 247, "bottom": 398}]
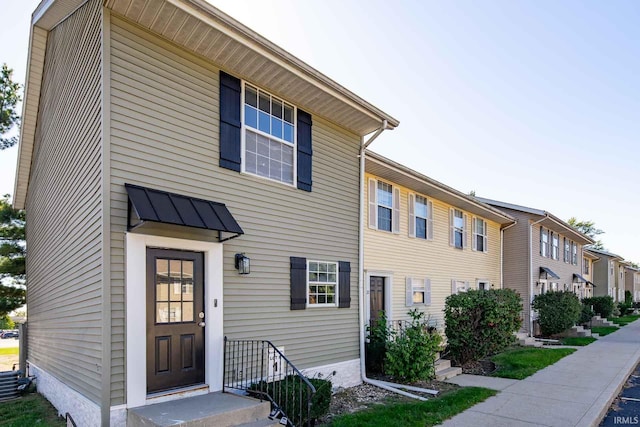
[
  {"left": 618, "top": 301, "right": 633, "bottom": 316},
  {"left": 583, "top": 296, "right": 614, "bottom": 318},
  {"left": 385, "top": 309, "right": 442, "bottom": 381},
  {"left": 444, "top": 289, "right": 522, "bottom": 365},
  {"left": 365, "top": 311, "right": 391, "bottom": 374},
  {"left": 250, "top": 376, "right": 331, "bottom": 424},
  {"left": 626, "top": 290, "right": 633, "bottom": 304},
  {"left": 532, "top": 291, "right": 581, "bottom": 336},
  {"left": 0, "top": 315, "right": 15, "bottom": 330},
  {"left": 579, "top": 304, "right": 595, "bottom": 325}
]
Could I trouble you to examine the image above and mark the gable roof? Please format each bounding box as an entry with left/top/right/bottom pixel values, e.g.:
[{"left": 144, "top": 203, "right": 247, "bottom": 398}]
[
  {"left": 366, "top": 151, "right": 516, "bottom": 226},
  {"left": 585, "top": 247, "right": 624, "bottom": 261},
  {"left": 15, "top": 0, "right": 399, "bottom": 209},
  {"left": 477, "top": 197, "right": 594, "bottom": 245}
]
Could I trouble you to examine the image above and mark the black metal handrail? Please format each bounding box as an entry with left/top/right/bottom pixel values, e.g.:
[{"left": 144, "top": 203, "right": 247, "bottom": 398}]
[{"left": 223, "top": 337, "right": 316, "bottom": 427}]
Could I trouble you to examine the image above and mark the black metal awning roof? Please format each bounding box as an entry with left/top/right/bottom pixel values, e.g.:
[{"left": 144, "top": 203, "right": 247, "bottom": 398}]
[
  {"left": 539, "top": 266, "right": 560, "bottom": 279},
  {"left": 573, "top": 273, "right": 595, "bottom": 287},
  {"left": 125, "top": 184, "right": 244, "bottom": 242}
]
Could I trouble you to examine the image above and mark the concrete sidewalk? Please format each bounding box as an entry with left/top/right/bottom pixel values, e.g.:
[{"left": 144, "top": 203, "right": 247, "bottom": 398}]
[{"left": 440, "top": 320, "right": 640, "bottom": 427}]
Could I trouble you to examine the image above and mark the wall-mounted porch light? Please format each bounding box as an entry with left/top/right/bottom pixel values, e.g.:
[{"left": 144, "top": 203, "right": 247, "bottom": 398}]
[{"left": 235, "top": 253, "right": 250, "bottom": 275}]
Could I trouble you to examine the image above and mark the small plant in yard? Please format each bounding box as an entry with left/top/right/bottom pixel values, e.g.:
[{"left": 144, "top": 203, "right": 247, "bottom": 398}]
[
  {"left": 491, "top": 347, "right": 576, "bottom": 379},
  {"left": 365, "top": 311, "right": 391, "bottom": 374},
  {"left": 384, "top": 309, "right": 442, "bottom": 382},
  {"left": 579, "top": 304, "right": 595, "bottom": 325},
  {"left": 590, "top": 326, "right": 619, "bottom": 336},
  {"left": 328, "top": 387, "right": 497, "bottom": 427},
  {"left": 582, "top": 296, "right": 614, "bottom": 318},
  {"left": 532, "top": 291, "right": 581, "bottom": 336},
  {"left": 444, "top": 289, "right": 522, "bottom": 365}
]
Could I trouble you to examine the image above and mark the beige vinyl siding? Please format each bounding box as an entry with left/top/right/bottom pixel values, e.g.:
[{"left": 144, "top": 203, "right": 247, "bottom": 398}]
[
  {"left": 25, "top": 0, "right": 103, "bottom": 405},
  {"left": 364, "top": 173, "right": 502, "bottom": 331},
  {"left": 500, "top": 211, "right": 531, "bottom": 330},
  {"left": 108, "top": 16, "right": 360, "bottom": 403},
  {"left": 592, "top": 257, "right": 612, "bottom": 297}
]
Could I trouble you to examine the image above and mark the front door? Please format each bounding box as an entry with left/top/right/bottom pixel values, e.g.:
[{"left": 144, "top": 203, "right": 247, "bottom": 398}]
[
  {"left": 369, "top": 276, "right": 385, "bottom": 325},
  {"left": 146, "top": 248, "right": 205, "bottom": 393}
]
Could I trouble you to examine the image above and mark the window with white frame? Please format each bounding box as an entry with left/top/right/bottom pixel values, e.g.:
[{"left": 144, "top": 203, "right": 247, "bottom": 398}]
[
  {"left": 571, "top": 242, "right": 577, "bottom": 265},
  {"left": 583, "top": 258, "right": 589, "bottom": 275},
  {"left": 307, "top": 261, "right": 338, "bottom": 306},
  {"left": 406, "top": 277, "right": 431, "bottom": 306},
  {"left": 452, "top": 209, "right": 465, "bottom": 249},
  {"left": 243, "top": 84, "right": 296, "bottom": 185},
  {"left": 564, "top": 238, "right": 570, "bottom": 263},
  {"left": 473, "top": 217, "right": 487, "bottom": 252},
  {"left": 610, "top": 261, "right": 614, "bottom": 275},
  {"left": 540, "top": 227, "right": 549, "bottom": 258},
  {"left": 377, "top": 181, "right": 393, "bottom": 232},
  {"left": 452, "top": 280, "right": 468, "bottom": 294},
  {"left": 550, "top": 282, "right": 558, "bottom": 292},
  {"left": 551, "top": 232, "right": 559, "bottom": 260},
  {"left": 414, "top": 195, "right": 430, "bottom": 239},
  {"left": 477, "top": 280, "right": 490, "bottom": 291}
]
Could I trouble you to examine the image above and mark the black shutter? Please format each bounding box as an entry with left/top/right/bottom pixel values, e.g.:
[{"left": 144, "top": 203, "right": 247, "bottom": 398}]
[
  {"left": 338, "top": 261, "right": 351, "bottom": 308},
  {"left": 219, "top": 71, "right": 242, "bottom": 172},
  {"left": 297, "top": 110, "right": 312, "bottom": 192},
  {"left": 290, "top": 257, "right": 307, "bottom": 310}
]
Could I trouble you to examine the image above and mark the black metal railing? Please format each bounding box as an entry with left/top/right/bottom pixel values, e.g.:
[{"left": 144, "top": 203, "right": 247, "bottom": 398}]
[{"left": 223, "top": 337, "right": 316, "bottom": 427}]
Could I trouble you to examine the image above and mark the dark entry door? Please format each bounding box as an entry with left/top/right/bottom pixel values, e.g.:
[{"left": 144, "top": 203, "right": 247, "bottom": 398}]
[
  {"left": 369, "top": 276, "right": 385, "bottom": 324},
  {"left": 147, "top": 248, "right": 205, "bottom": 393}
]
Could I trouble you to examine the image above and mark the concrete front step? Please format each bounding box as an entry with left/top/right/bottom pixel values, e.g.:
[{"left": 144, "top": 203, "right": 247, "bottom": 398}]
[
  {"left": 518, "top": 338, "right": 543, "bottom": 347},
  {"left": 435, "top": 366, "right": 463, "bottom": 381},
  {"left": 128, "top": 392, "right": 271, "bottom": 427},
  {"left": 435, "top": 358, "right": 451, "bottom": 371},
  {"left": 236, "top": 419, "right": 281, "bottom": 427}
]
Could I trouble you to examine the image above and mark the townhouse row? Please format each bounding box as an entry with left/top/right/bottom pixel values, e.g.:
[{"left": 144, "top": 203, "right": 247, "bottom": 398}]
[{"left": 15, "top": 1, "right": 638, "bottom": 425}]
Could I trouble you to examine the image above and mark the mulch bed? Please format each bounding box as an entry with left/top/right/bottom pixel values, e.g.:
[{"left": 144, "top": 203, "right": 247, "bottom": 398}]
[{"left": 460, "top": 359, "right": 496, "bottom": 376}]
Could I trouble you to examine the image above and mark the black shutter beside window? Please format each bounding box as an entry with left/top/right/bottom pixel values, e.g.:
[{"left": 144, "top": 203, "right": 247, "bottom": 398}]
[
  {"left": 297, "top": 110, "right": 313, "bottom": 192},
  {"left": 290, "top": 257, "right": 307, "bottom": 310},
  {"left": 219, "top": 71, "right": 242, "bottom": 172},
  {"left": 338, "top": 261, "right": 351, "bottom": 308}
]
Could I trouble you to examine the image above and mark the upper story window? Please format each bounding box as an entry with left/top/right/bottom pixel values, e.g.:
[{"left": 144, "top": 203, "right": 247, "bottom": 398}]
[
  {"left": 571, "top": 242, "right": 578, "bottom": 265},
  {"left": 551, "top": 233, "right": 559, "bottom": 260},
  {"left": 377, "top": 182, "right": 393, "bottom": 232},
  {"left": 409, "top": 194, "right": 433, "bottom": 240},
  {"left": 243, "top": 84, "right": 296, "bottom": 185},
  {"left": 540, "top": 227, "right": 549, "bottom": 258},
  {"left": 450, "top": 209, "right": 467, "bottom": 249},
  {"left": 472, "top": 217, "right": 487, "bottom": 252},
  {"left": 368, "top": 178, "right": 399, "bottom": 233},
  {"left": 307, "top": 261, "right": 338, "bottom": 307},
  {"left": 610, "top": 261, "right": 614, "bottom": 275},
  {"left": 583, "top": 258, "right": 590, "bottom": 275},
  {"left": 564, "top": 238, "right": 570, "bottom": 263}
]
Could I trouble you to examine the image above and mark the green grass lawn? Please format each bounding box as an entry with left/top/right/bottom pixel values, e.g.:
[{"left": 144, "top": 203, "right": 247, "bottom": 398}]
[
  {"left": 591, "top": 326, "right": 619, "bottom": 336},
  {"left": 491, "top": 347, "right": 576, "bottom": 379},
  {"left": 561, "top": 336, "right": 597, "bottom": 346},
  {"left": 327, "top": 387, "right": 496, "bottom": 427},
  {"left": 0, "top": 347, "right": 19, "bottom": 356},
  {"left": 0, "top": 394, "right": 65, "bottom": 427},
  {"left": 611, "top": 315, "right": 640, "bottom": 326}
]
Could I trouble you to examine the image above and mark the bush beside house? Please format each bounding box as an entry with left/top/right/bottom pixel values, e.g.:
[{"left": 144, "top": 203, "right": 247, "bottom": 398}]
[
  {"left": 444, "top": 289, "right": 522, "bottom": 365},
  {"left": 532, "top": 291, "right": 581, "bottom": 336},
  {"left": 582, "top": 296, "right": 614, "bottom": 318}
]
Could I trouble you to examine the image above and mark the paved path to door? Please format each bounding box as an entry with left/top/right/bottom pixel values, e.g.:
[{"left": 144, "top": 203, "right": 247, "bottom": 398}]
[{"left": 440, "top": 320, "right": 640, "bottom": 427}]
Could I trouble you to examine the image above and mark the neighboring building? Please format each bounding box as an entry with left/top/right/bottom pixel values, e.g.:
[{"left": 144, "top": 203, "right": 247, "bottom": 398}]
[
  {"left": 14, "top": 1, "right": 398, "bottom": 425},
  {"left": 586, "top": 248, "right": 624, "bottom": 302},
  {"left": 582, "top": 250, "right": 600, "bottom": 299},
  {"left": 364, "top": 152, "right": 515, "bottom": 331},
  {"left": 477, "top": 199, "right": 594, "bottom": 335},
  {"left": 624, "top": 265, "right": 640, "bottom": 302}
]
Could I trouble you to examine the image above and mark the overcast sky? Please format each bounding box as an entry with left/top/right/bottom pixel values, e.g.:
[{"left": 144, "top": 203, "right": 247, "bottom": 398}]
[{"left": 1, "top": 0, "right": 639, "bottom": 262}]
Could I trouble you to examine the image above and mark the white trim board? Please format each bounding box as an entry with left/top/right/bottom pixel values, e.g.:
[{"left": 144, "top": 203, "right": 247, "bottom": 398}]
[
  {"left": 125, "top": 233, "right": 224, "bottom": 408},
  {"left": 364, "top": 270, "right": 394, "bottom": 325}
]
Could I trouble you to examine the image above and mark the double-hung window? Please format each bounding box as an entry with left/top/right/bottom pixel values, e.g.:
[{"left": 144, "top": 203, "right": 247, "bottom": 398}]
[
  {"left": 540, "top": 227, "right": 549, "bottom": 258},
  {"left": 451, "top": 209, "right": 466, "bottom": 249},
  {"left": 415, "top": 196, "right": 428, "bottom": 239},
  {"left": 583, "top": 258, "right": 590, "bottom": 275},
  {"left": 409, "top": 194, "right": 433, "bottom": 239},
  {"left": 307, "top": 261, "right": 338, "bottom": 306},
  {"left": 243, "top": 84, "right": 296, "bottom": 185},
  {"left": 551, "top": 232, "right": 559, "bottom": 260},
  {"left": 564, "top": 238, "right": 570, "bottom": 263},
  {"left": 571, "top": 242, "right": 577, "bottom": 265},
  {"left": 377, "top": 182, "right": 393, "bottom": 232},
  {"left": 405, "top": 277, "right": 431, "bottom": 306},
  {"left": 473, "top": 217, "right": 487, "bottom": 252}
]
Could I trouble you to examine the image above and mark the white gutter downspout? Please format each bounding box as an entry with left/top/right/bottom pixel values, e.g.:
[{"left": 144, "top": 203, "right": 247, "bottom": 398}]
[
  {"left": 529, "top": 216, "right": 548, "bottom": 336},
  {"left": 500, "top": 221, "right": 517, "bottom": 288},
  {"left": 357, "top": 121, "right": 436, "bottom": 400}
]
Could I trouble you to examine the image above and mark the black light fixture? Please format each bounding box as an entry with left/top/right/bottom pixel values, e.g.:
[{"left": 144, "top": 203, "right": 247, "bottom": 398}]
[{"left": 235, "top": 253, "right": 250, "bottom": 274}]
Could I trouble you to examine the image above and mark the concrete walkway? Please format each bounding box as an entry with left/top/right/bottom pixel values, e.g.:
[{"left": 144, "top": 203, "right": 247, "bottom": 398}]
[
  {"left": 446, "top": 374, "right": 518, "bottom": 391},
  {"left": 440, "top": 320, "right": 640, "bottom": 427}
]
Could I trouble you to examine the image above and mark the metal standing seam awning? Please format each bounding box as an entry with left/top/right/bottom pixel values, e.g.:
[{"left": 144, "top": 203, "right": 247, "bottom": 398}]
[
  {"left": 125, "top": 184, "right": 244, "bottom": 242},
  {"left": 573, "top": 273, "right": 596, "bottom": 287},
  {"left": 539, "top": 266, "right": 560, "bottom": 280}
]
